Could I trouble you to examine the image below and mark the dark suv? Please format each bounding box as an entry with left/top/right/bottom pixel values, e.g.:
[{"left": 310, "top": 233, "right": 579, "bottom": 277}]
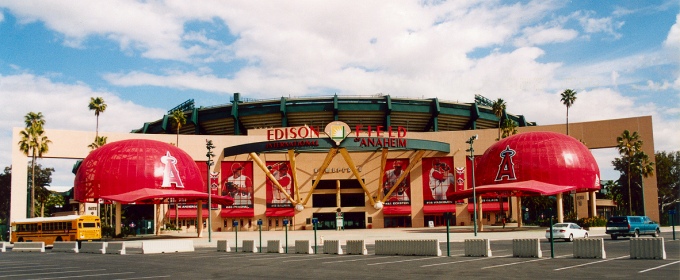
[{"left": 605, "top": 216, "right": 660, "bottom": 240}]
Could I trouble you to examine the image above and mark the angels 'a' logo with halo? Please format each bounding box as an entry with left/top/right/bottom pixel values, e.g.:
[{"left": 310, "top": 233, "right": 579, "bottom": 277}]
[
  {"left": 324, "top": 121, "right": 351, "bottom": 145},
  {"left": 161, "top": 151, "right": 185, "bottom": 188}
]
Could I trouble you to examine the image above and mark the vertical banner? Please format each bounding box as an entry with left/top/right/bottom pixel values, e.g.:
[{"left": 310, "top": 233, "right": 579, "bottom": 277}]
[
  {"left": 210, "top": 172, "right": 220, "bottom": 209},
  {"left": 266, "top": 161, "right": 294, "bottom": 208},
  {"left": 422, "top": 157, "right": 454, "bottom": 205},
  {"left": 221, "top": 162, "right": 254, "bottom": 209},
  {"left": 383, "top": 159, "right": 410, "bottom": 205},
  {"left": 455, "top": 167, "right": 465, "bottom": 203}
]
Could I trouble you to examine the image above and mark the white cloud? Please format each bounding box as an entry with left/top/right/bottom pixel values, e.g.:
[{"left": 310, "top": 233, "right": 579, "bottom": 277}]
[
  {"left": 0, "top": 73, "right": 165, "bottom": 185},
  {"left": 576, "top": 11, "right": 625, "bottom": 39},
  {"left": 514, "top": 25, "right": 578, "bottom": 47}
]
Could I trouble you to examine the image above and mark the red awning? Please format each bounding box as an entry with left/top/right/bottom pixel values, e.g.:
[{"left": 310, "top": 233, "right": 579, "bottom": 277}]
[
  {"left": 220, "top": 208, "right": 255, "bottom": 218},
  {"left": 447, "top": 180, "right": 577, "bottom": 201},
  {"left": 383, "top": 205, "right": 411, "bottom": 215},
  {"left": 101, "top": 188, "right": 234, "bottom": 205},
  {"left": 423, "top": 204, "right": 456, "bottom": 214},
  {"left": 467, "top": 202, "right": 508, "bottom": 212},
  {"left": 166, "top": 208, "right": 209, "bottom": 219},
  {"left": 265, "top": 208, "right": 295, "bottom": 217}
]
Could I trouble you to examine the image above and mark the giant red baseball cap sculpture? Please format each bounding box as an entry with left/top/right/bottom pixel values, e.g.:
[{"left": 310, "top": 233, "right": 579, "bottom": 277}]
[
  {"left": 74, "top": 139, "right": 234, "bottom": 205},
  {"left": 447, "top": 131, "right": 600, "bottom": 201}
]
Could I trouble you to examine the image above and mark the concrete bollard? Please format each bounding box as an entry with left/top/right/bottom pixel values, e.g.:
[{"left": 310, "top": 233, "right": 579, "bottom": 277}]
[
  {"left": 141, "top": 240, "right": 194, "bottom": 254},
  {"left": 630, "top": 237, "right": 666, "bottom": 259},
  {"left": 242, "top": 240, "right": 258, "bottom": 253},
  {"left": 80, "top": 241, "right": 107, "bottom": 254},
  {"left": 346, "top": 240, "right": 367, "bottom": 255},
  {"left": 106, "top": 242, "right": 126, "bottom": 255},
  {"left": 52, "top": 241, "right": 79, "bottom": 253},
  {"left": 217, "top": 240, "right": 231, "bottom": 252},
  {"left": 375, "top": 240, "right": 441, "bottom": 256},
  {"left": 323, "top": 240, "right": 343, "bottom": 255},
  {"left": 573, "top": 238, "right": 606, "bottom": 259},
  {"left": 1, "top": 242, "right": 7, "bottom": 253},
  {"left": 294, "top": 240, "right": 313, "bottom": 254},
  {"left": 512, "top": 239, "right": 542, "bottom": 258},
  {"left": 267, "top": 240, "right": 284, "bottom": 253},
  {"left": 464, "top": 239, "right": 492, "bottom": 257},
  {"left": 11, "top": 242, "right": 45, "bottom": 253}
]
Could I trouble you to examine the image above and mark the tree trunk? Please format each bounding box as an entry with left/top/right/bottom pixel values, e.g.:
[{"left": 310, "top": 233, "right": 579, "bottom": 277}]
[{"left": 31, "top": 156, "right": 36, "bottom": 218}]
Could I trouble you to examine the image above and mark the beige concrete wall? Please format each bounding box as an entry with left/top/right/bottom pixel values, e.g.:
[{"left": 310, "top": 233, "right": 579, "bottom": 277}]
[{"left": 10, "top": 116, "right": 659, "bottom": 229}]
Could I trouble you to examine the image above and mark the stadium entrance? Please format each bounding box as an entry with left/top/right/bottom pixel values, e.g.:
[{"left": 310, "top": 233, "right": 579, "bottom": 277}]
[{"left": 312, "top": 212, "right": 366, "bottom": 230}]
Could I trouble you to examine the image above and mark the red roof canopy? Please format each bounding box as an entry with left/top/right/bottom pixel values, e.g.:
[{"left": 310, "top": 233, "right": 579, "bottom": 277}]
[{"left": 74, "top": 139, "right": 233, "bottom": 206}]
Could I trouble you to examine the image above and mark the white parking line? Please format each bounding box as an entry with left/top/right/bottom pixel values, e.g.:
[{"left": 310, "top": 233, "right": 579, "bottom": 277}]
[
  {"left": 367, "top": 256, "right": 444, "bottom": 266},
  {"left": 0, "top": 269, "right": 108, "bottom": 278},
  {"left": 420, "top": 255, "right": 513, "bottom": 268},
  {"left": 1, "top": 267, "right": 78, "bottom": 273},
  {"left": 481, "top": 258, "right": 548, "bottom": 269},
  {"left": 323, "top": 256, "right": 394, "bottom": 264},
  {"left": 284, "top": 255, "right": 349, "bottom": 262},
  {"left": 554, "top": 255, "right": 629, "bottom": 270},
  {"left": 639, "top": 260, "right": 680, "bottom": 273},
  {"left": 26, "top": 272, "right": 134, "bottom": 280}
]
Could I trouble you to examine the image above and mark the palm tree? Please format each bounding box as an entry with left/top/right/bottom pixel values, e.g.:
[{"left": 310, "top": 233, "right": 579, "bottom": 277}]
[
  {"left": 88, "top": 97, "right": 107, "bottom": 139},
  {"left": 491, "top": 98, "right": 506, "bottom": 140},
  {"left": 88, "top": 136, "right": 108, "bottom": 150},
  {"left": 616, "top": 130, "right": 642, "bottom": 215},
  {"left": 633, "top": 151, "right": 654, "bottom": 215},
  {"left": 560, "top": 89, "right": 577, "bottom": 135},
  {"left": 500, "top": 119, "right": 518, "bottom": 139},
  {"left": 170, "top": 109, "right": 187, "bottom": 146},
  {"left": 17, "top": 112, "right": 51, "bottom": 218}
]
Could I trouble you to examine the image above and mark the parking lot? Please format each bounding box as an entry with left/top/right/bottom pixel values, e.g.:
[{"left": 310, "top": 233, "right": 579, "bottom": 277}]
[{"left": 1, "top": 230, "right": 678, "bottom": 279}]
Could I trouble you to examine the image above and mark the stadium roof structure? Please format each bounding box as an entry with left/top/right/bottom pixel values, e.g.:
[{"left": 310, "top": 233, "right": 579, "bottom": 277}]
[{"left": 133, "top": 93, "right": 535, "bottom": 136}]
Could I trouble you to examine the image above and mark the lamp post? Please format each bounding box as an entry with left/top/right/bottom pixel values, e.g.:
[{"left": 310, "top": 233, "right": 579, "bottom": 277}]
[
  {"left": 257, "top": 219, "right": 263, "bottom": 253},
  {"left": 466, "top": 135, "right": 479, "bottom": 236},
  {"left": 206, "top": 139, "right": 215, "bottom": 243}
]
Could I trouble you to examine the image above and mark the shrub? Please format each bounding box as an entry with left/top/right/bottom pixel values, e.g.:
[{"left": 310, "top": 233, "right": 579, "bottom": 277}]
[{"left": 577, "top": 216, "right": 607, "bottom": 228}]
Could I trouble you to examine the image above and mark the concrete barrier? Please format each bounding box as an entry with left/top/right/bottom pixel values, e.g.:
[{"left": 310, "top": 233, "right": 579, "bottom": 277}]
[
  {"left": 52, "top": 241, "right": 79, "bottom": 253},
  {"left": 80, "top": 241, "right": 107, "bottom": 254},
  {"left": 106, "top": 242, "right": 126, "bottom": 255},
  {"left": 294, "top": 240, "right": 313, "bottom": 254},
  {"left": 142, "top": 240, "right": 194, "bottom": 254},
  {"left": 346, "top": 240, "right": 367, "bottom": 255},
  {"left": 512, "top": 239, "right": 542, "bottom": 258},
  {"left": 630, "top": 237, "right": 666, "bottom": 259},
  {"left": 267, "top": 240, "right": 284, "bottom": 253},
  {"left": 217, "top": 240, "right": 231, "bottom": 252},
  {"left": 242, "top": 240, "right": 258, "bottom": 253},
  {"left": 464, "top": 239, "right": 492, "bottom": 257},
  {"left": 1, "top": 242, "right": 6, "bottom": 253},
  {"left": 375, "top": 240, "right": 441, "bottom": 256},
  {"left": 323, "top": 240, "right": 343, "bottom": 255},
  {"left": 573, "top": 238, "right": 606, "bottom": 259},
  {"left": 12, "top": 242, "right": 45, "bottom": 253}
]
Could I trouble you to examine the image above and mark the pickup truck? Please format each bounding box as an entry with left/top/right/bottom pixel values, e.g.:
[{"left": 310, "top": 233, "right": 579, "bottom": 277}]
[{"left": 605, "top": 216, "right": 660, "bottom": 240}]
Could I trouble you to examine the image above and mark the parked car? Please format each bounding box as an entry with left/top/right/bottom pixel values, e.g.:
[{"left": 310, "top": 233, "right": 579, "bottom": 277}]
[
  {"left": 605, "top": 216, "right": 660, "bottom": 240},
  {"left": 545, "top": 222, "right": 589, "bottom": 242}
]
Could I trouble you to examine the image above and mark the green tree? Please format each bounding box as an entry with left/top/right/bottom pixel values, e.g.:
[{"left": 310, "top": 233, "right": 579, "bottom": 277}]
[
  {"left": 88, "top": 135, "right": 108, "bottom": 150},
  {"left": 601, "top": 180, "right": 624, "bottom": 215},
  {"left": 500, "top": 118, "right": 518, "bottom": 139},
  {"left": 655, "top": 151, "right": 679, "bottom": 219},
  {"left": 0, "top": 166, "right": 11, "bottom": 225},
  {"left": 170, "top": 109, "right": 187, "bottom": 147},
  {"left": 18, "top": 112, "right": 51, "bottom": 218},
  {"left": 88, "top": 97, "right": 107, "bottom": 139},
  {"left": 30, "top": 164, "right": 54, "bottom": 217},
  {"left": 491, "top": 98, "right": 506, "bottom": 140},
  {"left": 560, "top": 89, "right": 577, "bottom": 135},
  {"left": 614, "top": 130, "right": 648, "bottom": 215}
]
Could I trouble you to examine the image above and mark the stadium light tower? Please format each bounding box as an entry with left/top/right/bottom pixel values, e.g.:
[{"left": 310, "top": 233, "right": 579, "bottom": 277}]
[{"left": 466, "top": 135, "right": 479, "bottom": 236}]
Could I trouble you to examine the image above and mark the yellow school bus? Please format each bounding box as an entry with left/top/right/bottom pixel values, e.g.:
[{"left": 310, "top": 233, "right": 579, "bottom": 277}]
[{"left": 11, "top": 215, "right": 101, "bottom": 246}]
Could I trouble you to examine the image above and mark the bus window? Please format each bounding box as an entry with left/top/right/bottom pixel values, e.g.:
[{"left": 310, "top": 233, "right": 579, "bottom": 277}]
[
  {"left": 79, "top": 223, "right": 82, "bottom": 228},
  {"left": 82, "top": 222, "right": 96, "bottom": 228}
]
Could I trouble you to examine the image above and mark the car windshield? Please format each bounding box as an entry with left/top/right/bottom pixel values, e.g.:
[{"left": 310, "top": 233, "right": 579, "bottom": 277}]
[{"left": 553, "top": 223, "right": 569, "bottom": 228}]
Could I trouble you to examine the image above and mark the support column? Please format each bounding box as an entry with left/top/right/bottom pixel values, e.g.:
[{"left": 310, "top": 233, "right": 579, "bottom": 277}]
[
  {"left": 197, "top": 203, "right": 203, "bottom": 237},
  {"left": 477, "top": 195, "right": 483, "bottom": 232},
  {"left": 590, "top": 191, "right": 597, "bottom": 217},
  {"left": 557, "top": 193, "right": 564, "bottom": 223},
  {"left": 516, "top": 196, "right": 522, "bottom": 228},
  {"left": 115, "top": 202, "right": 122, "bottom": 236}
]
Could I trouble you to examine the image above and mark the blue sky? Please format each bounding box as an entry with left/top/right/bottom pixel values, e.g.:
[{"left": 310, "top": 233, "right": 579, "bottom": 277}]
[{"left": 0, "top": 0, "right": 678, "bottom": 189}]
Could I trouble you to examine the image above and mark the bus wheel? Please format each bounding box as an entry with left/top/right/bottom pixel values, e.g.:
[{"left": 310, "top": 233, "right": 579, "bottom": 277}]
[
  {"left": 18, "top": 237, "right": 24, "bottom": 242},
  {"left": 56, "top": 237, "right": 63, "bottom": 242}
]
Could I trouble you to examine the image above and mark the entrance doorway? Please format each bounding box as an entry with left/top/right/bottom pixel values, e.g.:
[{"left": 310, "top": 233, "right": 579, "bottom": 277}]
[
  {"left": 312, "top": 212, "right": 366, "bottom": 230},
  {"left": 384, "top": 216, "right": 411, "bottom": 228},
  {"left": 424, "top": 214, "right": 455, "bottom": 227}
]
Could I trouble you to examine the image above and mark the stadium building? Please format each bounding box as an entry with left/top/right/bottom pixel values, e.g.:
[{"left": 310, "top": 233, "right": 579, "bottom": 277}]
[{"left": 9, "top": 94, "right": 659, "bottom": 233}]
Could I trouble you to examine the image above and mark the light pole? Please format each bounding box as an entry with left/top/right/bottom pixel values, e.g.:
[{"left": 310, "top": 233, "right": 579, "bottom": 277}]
[
  {"left": 206, "top": 139, "right": 215, "bottom": 243},
  {"left": 466, "top": 135, "right": 478, "bottom": 236}
]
